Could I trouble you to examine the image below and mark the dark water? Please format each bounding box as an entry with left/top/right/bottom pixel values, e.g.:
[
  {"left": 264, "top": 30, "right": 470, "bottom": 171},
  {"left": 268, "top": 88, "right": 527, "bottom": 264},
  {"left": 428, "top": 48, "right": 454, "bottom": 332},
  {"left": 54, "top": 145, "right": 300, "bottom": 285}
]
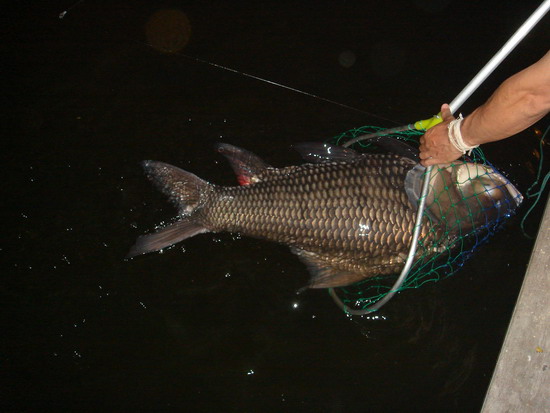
[{"left": 3, "top": 1, "right": 549, "bottom": 411}]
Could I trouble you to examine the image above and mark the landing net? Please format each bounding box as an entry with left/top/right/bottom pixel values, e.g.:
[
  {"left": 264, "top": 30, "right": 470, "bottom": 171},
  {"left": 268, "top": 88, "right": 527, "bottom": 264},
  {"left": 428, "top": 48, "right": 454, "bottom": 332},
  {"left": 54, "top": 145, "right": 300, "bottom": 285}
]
[{"left": 330, "top": 126, "right": 523, "bottom": 313}]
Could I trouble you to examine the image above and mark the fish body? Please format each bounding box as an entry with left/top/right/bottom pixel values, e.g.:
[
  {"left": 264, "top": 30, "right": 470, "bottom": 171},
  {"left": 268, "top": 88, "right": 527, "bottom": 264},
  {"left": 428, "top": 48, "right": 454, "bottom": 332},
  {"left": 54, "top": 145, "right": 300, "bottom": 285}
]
[{"left": 128, "top": 142, "right": 522, "bottom": 288}]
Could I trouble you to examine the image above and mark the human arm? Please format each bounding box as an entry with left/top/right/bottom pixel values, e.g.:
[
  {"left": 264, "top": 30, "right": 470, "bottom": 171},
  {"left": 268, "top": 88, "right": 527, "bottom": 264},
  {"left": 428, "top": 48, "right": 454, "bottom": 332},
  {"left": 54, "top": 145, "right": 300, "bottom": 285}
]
[{"left": 419, "top": 50, "right": 550, "bottom": 166}]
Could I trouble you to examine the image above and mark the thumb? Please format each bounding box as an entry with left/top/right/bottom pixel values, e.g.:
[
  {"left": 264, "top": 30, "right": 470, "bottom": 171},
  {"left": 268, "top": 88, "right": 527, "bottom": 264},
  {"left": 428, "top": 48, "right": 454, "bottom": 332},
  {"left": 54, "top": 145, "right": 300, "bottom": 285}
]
[{"left": 440, "top": 103, "right": 454, "bottom": 122}]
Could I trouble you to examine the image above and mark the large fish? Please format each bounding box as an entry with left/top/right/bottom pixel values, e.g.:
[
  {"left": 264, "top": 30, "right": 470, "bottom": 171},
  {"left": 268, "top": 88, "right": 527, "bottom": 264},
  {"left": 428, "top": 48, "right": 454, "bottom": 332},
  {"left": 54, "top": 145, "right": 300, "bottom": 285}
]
[{"left": 128, "top": 142, "right": 522, "bottom": 288}]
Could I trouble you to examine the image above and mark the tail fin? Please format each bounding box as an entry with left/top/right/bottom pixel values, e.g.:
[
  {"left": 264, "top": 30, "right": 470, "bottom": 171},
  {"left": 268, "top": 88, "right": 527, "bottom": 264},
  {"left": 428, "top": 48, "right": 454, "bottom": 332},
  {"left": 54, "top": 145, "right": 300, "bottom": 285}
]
[
  {"left": 142, "top": 160, "right": 210, "bottom": 215},
  {"left": 127, "top": 219, "right": 208, "bottom": 258},
  {"left": 127, "top": 161, "right": 212, "bottom": 257}
]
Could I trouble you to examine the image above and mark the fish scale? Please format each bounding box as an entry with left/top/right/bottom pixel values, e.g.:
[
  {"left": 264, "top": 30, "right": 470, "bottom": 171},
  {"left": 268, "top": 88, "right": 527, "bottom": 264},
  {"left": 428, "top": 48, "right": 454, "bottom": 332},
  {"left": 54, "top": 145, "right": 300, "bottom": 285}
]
[{"left": 194, "top": 153, "right": 432, "bottom": 282}]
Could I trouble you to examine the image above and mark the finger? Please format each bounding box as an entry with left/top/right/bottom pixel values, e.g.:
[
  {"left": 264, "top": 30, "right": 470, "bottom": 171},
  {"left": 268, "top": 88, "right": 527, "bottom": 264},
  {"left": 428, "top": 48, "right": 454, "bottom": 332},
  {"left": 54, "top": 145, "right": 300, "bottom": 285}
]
[
  {"left": 418, "top": 151, "right": 431, "bottom": 160},
  {"left": 421, "top": 157, "right": 436, "bottom": 167}
]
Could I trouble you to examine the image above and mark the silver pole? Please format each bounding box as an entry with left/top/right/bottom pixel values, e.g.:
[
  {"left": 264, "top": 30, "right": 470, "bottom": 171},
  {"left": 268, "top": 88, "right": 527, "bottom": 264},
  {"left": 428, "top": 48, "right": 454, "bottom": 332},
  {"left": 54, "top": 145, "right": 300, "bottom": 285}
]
[{"left": 450, "top": 0, "right": 550, "bottom": 113}]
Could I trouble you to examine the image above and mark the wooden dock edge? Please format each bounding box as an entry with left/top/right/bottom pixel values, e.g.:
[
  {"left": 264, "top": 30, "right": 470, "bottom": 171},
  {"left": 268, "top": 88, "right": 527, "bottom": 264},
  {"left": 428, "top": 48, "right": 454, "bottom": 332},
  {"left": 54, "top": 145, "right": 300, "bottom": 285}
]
[{"left": 481, "top": 194, "right": 550, "bottom": 412}]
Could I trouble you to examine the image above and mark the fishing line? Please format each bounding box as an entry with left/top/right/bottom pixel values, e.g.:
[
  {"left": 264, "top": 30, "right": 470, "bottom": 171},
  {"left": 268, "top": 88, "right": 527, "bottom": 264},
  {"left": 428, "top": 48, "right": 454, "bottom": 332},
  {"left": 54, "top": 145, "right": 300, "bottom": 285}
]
[
  {"left": 139, "top": 40, "right": 403, "bottom": 126},
  {"left": 58, "top": 0, "right": 85, "bottom": 19}
]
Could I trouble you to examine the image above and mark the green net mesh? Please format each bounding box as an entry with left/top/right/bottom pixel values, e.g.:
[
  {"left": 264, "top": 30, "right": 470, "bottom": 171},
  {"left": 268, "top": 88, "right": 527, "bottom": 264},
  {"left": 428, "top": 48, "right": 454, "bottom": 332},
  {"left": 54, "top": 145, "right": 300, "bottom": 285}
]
[{"left": 329, "top": 125, "right": 523, "bottom": 312}]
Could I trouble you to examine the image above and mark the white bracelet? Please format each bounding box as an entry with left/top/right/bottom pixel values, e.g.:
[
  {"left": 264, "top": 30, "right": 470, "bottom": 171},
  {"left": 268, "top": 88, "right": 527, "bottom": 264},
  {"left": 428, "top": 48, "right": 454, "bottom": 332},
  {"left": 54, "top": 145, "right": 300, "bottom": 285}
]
[{"left": 447, "top": 114, "right": 479, "bottom": 156}]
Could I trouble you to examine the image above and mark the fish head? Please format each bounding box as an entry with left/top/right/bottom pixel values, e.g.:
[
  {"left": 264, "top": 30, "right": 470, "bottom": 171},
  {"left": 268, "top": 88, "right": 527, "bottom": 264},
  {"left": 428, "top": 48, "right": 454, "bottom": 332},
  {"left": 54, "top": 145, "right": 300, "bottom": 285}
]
[
  {"left": 406, "top": 161, "right": 523, "bottom": 232},
  {"left": 452, "top": 161, "right": 523, "bottom": 219},
  {"left": 429, "top": 162, "right": 523, "bottom": 232}
]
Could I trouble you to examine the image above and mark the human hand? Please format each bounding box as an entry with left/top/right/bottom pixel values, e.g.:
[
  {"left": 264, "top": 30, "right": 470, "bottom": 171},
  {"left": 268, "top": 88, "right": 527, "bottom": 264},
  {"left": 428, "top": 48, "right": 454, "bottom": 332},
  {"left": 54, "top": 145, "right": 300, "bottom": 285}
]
[{"left": 418, "top": 104, "right": 463, "bottom": 166}]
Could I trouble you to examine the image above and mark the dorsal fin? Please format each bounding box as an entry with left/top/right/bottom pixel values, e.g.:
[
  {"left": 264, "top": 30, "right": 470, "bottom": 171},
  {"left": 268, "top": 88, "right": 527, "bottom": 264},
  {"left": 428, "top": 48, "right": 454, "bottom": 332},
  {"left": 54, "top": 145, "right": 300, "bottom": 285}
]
[
  {"left": 215, "top": 143, "right": 271, "bottom": 185},
  {"left": 293, "top": 142, "right": 360, "bottom": 163},
  {"left": 374, "top": 136, "right": 419, "bottom": 161}
]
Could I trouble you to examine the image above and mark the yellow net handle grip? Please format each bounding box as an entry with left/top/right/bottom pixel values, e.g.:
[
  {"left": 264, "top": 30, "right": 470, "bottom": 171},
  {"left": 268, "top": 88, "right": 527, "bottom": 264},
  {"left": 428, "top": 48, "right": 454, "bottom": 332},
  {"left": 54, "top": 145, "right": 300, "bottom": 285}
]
[{"left": 413, "top": 113, "right": 443, "bottom": 131}]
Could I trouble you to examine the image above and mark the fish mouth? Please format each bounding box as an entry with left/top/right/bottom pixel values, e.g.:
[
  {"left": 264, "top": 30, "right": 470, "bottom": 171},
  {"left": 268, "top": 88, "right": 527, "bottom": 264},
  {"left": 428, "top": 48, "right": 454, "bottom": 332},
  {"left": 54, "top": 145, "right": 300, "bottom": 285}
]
[
  {"left": 502, "top": 181, "right": 523, "bottom": 208},
  {"left": 454, "top": 163, "right": 523, "bottom": 212}
]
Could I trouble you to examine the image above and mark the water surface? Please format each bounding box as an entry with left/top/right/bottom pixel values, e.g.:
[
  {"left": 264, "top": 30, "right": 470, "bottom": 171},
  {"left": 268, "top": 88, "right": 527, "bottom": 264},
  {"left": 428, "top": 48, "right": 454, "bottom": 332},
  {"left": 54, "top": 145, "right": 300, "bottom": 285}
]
[{"left": 3, "top": 1, "right": 549, "bottom": 411}]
